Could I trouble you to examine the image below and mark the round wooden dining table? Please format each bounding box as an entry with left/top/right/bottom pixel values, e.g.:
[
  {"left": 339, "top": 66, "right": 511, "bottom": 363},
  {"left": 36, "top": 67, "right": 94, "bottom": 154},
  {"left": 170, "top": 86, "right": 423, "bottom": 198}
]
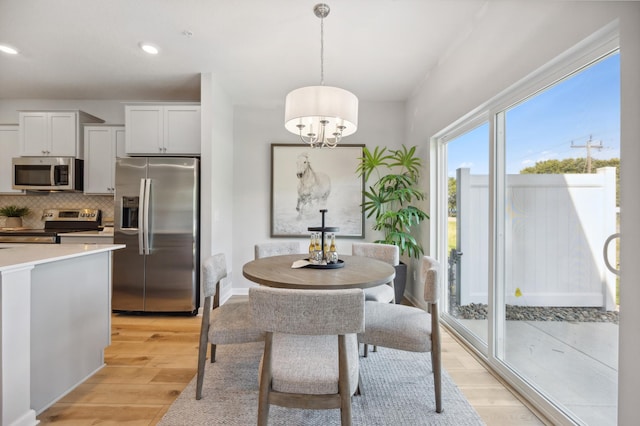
[{"left": 242, "top": 254, "right": 396, "bottom": 290}]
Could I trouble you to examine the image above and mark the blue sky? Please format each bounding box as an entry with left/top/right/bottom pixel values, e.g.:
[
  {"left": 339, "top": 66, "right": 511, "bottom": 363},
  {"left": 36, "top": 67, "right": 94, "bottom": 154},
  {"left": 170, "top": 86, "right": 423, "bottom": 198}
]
[{"left": 448, "top": 52, "right": 620, "bottom": 176}]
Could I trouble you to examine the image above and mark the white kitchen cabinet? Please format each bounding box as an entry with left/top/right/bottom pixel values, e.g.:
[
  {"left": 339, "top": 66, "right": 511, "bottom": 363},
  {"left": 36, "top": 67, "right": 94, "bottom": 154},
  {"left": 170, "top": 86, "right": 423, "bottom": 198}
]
[
  {"left": 125, "top": 104, "right": 200, "bottom": 155},
  {"left": 0, "top": 125, "right": 23, "bottom": 194},
  {"left": 19, "top": 110, "right": 104, "bottom": 158},
  {"left": 84, "top": 125, "right": 125, "bottom": 194}
]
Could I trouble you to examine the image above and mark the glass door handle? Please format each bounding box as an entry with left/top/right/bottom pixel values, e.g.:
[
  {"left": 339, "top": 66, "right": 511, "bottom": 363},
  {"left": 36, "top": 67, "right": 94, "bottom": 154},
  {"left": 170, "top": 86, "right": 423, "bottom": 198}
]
[{"left": 603, "top": 233, "right": 620, "bottom": 276}]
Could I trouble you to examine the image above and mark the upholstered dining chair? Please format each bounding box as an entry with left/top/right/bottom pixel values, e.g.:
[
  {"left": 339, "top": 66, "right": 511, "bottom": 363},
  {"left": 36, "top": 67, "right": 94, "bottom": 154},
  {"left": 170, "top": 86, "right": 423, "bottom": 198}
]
[
  {"left": 351, "top": 242, "right": 399, "bottom": 304},
  {"left": 196, "top": 253, "right": 264, "bottom": 400},
  {"left": 357, "top": 255, "right": 443, "bottom": 413},
  {"left": 351, "top": 242, "right": 399, "bottom": 356},
  {"left": 249, "top": 286, "right": 365, "bottom": 426},
  {"left": 254, "top": 241, "right": 304, "bottom": 259}
]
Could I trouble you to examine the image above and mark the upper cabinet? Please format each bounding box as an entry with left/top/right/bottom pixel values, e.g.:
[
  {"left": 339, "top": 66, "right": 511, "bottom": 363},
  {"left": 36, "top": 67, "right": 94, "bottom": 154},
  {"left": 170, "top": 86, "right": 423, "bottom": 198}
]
[
  {"left": 84, "top": 125, "right": 125, "bottom": 195},
  {"left": 19, "top": 110, "right": 104, "bottom": 158},
  {"left": 125, "top": 104, "right": 201, "bottom": 155},
  {"left": 0, "top": 124, "right": 23, "bottom": 194}
]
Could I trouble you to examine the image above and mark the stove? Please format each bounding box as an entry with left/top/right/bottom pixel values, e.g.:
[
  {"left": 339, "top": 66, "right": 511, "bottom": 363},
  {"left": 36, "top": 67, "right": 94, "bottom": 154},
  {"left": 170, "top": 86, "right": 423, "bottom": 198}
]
[{"left": 0, "top": 208, "right": 102, "bottom": 244}]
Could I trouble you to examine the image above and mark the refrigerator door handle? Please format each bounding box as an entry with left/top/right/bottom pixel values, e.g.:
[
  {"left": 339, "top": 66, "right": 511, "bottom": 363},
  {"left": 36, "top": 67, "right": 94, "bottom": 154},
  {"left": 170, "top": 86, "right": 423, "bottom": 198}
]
[
  {"left": 138, "top": 178, "right": 146, "bottom": 255},
  {"left": 143, "top": 178, "right": 152, "bottom": 255}
]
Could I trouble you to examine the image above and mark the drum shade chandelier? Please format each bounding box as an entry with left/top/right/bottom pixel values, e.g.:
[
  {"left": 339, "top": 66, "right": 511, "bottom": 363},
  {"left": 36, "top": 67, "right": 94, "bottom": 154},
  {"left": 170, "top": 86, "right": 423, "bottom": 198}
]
[{"left": 284, "top": 3, "right": 358, "bottom": 148}]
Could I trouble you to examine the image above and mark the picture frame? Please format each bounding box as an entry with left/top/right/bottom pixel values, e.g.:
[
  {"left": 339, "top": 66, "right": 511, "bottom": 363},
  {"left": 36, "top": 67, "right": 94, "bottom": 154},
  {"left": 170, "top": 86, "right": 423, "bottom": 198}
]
[{"left": 271, "top": 143, "right": 365, "bottom": 238}]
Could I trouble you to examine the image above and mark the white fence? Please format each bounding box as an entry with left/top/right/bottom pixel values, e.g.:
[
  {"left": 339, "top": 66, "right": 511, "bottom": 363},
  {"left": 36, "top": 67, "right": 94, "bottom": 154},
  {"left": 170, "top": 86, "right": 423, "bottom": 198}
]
[{"left": 456, "top": 167, "right": 617, "bottom": 310}]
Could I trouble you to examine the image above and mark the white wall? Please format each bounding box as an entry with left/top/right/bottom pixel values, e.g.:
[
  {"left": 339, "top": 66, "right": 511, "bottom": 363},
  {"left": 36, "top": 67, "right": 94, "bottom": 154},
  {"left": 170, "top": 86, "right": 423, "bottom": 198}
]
[
  {"left": 404, "top": 2, "right": 640, "bottom": 424},
  {"left": 231, "top": 101, "right": 406, "bottom": 293},
  {"left": 617, "top": 7, "right": 640, "bottom": 426},
  {"left": 200, "top": 73, "right": 235, "bottom": 301}
]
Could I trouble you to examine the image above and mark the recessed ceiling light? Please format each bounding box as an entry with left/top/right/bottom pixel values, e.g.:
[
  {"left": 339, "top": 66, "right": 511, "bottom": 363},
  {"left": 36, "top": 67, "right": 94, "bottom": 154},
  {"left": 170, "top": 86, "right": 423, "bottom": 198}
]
[
  {"left": 0, "top": 44, "right": 19, "bottom": 55},
  {"left": 139, "top": 42, "right": 159, "bottom": 55}
]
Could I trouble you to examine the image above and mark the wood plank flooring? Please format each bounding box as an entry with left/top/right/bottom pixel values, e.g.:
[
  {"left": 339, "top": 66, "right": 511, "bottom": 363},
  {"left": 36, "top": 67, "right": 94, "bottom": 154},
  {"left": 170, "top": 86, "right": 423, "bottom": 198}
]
[{"left": 37, "top": 309, "right": 547, "bottom": 425}]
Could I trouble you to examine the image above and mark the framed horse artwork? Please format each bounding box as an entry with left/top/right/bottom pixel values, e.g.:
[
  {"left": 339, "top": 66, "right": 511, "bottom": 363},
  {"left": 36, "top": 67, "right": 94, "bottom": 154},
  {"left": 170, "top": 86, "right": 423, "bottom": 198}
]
[{"left": 271, "top": 143, "right": 365, "bottom": 238}]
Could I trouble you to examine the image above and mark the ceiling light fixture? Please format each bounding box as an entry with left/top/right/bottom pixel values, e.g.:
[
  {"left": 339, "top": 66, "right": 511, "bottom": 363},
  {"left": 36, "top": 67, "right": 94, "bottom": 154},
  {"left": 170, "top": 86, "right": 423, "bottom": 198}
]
[
  {"left": 139, "top": 42, "right": 159, "bottom": 55},
  {"left": 0, "top": 44, "right": 19, "bottom": 55},
  {"left": 284, "top": 3, "right": 358, "bottom": 148}
]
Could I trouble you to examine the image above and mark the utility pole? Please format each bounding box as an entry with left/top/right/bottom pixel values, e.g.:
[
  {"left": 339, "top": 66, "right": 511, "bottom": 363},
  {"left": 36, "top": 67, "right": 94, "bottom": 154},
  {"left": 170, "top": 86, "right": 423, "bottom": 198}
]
[{"left": 571, "top": 135, "right": 603, "bottom": 173}]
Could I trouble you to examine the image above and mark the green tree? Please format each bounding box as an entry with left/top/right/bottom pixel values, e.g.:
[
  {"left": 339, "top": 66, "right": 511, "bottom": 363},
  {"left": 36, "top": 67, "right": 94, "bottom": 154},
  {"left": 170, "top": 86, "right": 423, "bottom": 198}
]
[
  {"left": 448, "top": 177, "right": 457, "bottom": 216},
  {"left": 521, "top": 157, "right": 620, "bottom": 206},
  {"left": 356, "top": 145, "right": 429, "bottom": 258}
]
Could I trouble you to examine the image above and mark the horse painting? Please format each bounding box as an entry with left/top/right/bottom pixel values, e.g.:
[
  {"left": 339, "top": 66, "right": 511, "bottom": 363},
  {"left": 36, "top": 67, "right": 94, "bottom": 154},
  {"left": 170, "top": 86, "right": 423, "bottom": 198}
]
[{"left": 295, "top": 153, "right": 331, "bottom": 218}]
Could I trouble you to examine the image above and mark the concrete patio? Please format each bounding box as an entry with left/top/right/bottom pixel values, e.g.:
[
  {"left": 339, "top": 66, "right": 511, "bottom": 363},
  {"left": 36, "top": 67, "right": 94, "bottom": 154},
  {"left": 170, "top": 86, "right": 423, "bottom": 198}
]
[{"left": 458, "top": 319, "right": 618, "bottom": 425}]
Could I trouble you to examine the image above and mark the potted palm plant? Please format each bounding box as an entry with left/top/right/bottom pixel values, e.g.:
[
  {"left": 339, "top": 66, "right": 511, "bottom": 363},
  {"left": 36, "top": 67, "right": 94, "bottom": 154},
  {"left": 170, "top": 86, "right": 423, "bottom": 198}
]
[
  {"left": 0, "top": 205, "right": 31, "bottom": 228},
  {"left": 356, "top": 145, "right": 429, "bottom": 302}
]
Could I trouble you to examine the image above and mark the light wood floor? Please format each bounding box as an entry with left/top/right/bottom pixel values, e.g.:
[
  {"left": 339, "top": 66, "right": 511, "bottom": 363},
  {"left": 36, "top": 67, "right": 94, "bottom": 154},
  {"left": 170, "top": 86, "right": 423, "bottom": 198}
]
[{"left": 37, "top": 311, "right": 547, "bottom": 425}]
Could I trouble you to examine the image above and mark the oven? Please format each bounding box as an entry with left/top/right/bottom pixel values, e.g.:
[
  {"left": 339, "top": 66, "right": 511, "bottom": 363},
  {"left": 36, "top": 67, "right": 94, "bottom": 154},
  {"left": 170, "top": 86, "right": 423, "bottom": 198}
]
[{"left": 0, "top": 208, "right": 101, "bottom": 244}]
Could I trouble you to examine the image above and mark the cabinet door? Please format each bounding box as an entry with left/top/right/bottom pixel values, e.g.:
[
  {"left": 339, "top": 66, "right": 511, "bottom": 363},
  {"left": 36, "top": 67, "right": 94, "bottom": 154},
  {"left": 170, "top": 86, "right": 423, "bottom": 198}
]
[
  {"left": 84, "top": 127, "right": 115, "bottom": 194},
  {"left": 19, "top": 112, "right": 49, "bottom": 155},
  {"left": 114, "top": 127, "right": 127, "bottom": 158},
  {"left": 49, "top": 112, "right": 77, "bottom": 156},
  {"left": 0, "top": 125, "right": 23, "bottom": 194},
  {"left": 164, "top": 106, "right": 201, "bottom": 154},
  {"left": 125, "top": 106, "right": 164, "bottom": 154}
]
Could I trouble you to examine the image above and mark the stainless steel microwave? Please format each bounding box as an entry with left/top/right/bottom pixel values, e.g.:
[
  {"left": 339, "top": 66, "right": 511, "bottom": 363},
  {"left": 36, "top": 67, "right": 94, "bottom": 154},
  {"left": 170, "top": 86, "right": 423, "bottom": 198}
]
[{"left": 12, "top": 157, "right": 84, "bottom": 191}]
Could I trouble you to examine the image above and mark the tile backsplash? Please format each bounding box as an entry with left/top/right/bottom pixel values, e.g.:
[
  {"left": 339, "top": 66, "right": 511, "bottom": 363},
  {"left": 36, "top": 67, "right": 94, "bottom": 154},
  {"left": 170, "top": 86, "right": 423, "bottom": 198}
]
[{"left": 0, "top": 193, "right": 114, "bottom": 229}]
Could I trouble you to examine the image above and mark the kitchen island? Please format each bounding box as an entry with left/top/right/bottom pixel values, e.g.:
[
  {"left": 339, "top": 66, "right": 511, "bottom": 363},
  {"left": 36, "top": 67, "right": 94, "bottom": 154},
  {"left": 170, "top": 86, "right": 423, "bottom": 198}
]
[{"left": 0, "top": 243, "right": 124, "bottom": 426}]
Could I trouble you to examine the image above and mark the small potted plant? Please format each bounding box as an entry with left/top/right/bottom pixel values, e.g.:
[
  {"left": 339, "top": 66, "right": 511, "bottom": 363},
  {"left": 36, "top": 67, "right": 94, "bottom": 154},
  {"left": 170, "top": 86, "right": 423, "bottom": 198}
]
[
  {"left": 356, "top": 145, "right": 429, "bottom": 301},
  {"left": 0, "top": 205, "right": 31, "bottom": 228}
]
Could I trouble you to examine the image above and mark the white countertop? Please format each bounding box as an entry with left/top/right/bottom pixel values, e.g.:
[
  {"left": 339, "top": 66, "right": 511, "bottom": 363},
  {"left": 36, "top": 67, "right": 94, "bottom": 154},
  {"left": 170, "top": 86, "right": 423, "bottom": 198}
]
[{"left": 0, "top": 243, "right": 124, "bottom": 272}]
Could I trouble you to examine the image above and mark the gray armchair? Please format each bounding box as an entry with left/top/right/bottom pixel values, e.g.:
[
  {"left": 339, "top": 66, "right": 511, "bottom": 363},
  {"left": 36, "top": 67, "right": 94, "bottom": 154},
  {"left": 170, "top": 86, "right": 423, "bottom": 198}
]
[
  {"left": 195, "top": 254, "right": 264, "bottom": 400},
  {"left": 357, "top": 255, "right": 443, "bottom": 413},
  {"left": 351, "top": 242, "right": 399, "bottom": 356},
  {"left": 254, "top": 241, "right": 304, "bottom": 259},
  {"left": 249, "top": 286, "right": 365, "bottom": 426}
]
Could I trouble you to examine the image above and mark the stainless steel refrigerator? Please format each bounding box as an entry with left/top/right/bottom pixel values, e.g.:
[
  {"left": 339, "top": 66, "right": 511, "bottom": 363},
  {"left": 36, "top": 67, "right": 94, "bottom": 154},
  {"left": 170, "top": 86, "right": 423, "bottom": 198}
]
[{"left": 113, "top": 157, "right": 199, "bottom": 313}]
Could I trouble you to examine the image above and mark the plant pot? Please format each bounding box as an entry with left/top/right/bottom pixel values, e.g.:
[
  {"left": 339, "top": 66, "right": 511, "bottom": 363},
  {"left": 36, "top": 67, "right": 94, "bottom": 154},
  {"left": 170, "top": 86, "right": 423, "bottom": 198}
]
[
  {"left": 5, "top": 217, "right": 22, "bottom": 228},
  {"left": 394, "top": 262, "right": 407, "bottom": 304}
]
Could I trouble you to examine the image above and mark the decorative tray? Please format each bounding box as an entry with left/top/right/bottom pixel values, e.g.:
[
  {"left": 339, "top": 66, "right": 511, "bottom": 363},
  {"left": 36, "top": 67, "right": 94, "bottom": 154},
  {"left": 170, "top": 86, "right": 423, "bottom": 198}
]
[
  {"left": 303, "top": 259, "right": 345, "bottom": 269},
  {"left": 308, "top": 226, "right": 340, "bottom": 233}
]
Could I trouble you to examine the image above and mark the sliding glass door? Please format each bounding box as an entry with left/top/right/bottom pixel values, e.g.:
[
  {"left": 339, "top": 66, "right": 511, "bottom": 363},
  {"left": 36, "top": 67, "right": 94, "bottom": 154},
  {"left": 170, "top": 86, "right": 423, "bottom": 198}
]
[
  {"left": 497, "top": 52, "right": 620, "bottom": 425},
  {"left": 436, "top": 51, "right": 620, "bottom": 425},
  {"left": 442, "top": 123, "right": 490, "bottom": 350}
]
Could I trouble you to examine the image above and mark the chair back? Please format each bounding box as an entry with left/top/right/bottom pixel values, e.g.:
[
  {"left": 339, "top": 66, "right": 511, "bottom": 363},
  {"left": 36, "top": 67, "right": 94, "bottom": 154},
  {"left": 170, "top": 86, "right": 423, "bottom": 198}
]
[
  {"left": 255, "top": 241, "right": 304, "bottom": 259},
  {"left": 352, "top": 242, "right": 399, "bottom": 266},
  {"left": 202, "top": 254, "right": 227, "bottom": 298},
  {"left": 421, "top": 255, "right": 440, "bottom": 304},
  {"left": 249, "top": 287, "right": 365, "bottom": 335}
]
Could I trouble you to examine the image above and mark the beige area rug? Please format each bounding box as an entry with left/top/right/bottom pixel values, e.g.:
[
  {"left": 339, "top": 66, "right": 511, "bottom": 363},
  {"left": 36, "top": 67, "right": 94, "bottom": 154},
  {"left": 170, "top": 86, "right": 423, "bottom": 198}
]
[{"left": 159, "top": 341, "right": 485, "bottom": 425}]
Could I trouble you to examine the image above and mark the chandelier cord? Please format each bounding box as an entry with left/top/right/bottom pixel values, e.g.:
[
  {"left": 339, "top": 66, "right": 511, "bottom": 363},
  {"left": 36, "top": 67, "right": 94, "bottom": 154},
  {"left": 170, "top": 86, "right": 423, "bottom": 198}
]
[{"left": 320, "top": 12, "right": 324, "bottom": 86}]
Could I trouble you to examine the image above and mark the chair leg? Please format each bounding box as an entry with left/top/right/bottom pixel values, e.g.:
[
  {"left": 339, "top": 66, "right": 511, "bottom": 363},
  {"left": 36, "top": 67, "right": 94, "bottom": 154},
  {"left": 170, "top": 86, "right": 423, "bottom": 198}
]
[
  {"left": 355, "top": 371, "right": 364, "bottom": 397},
  {"left": 373, "top": 345, "right": 378, "bottom": 352},
  {"left": 210, "top": 343, "right": 217, "bottom": 363},
  {"left": 363, "top": 344, "right": 368, "bottom": 357},
  {"left": 431, "top": 303, "right": 443, "bottom": 413},
  {"left": 196, "top": 339, "right": 208, "bottom": 400},
  {"left": 257, "top": 333, "right": 273, "bottom": 426},
  {"left": 432, "top": 350, "right": 443, "bottom": 413},
  {"left": 338, "top": 335, "right": 352, "bottom": 426}
]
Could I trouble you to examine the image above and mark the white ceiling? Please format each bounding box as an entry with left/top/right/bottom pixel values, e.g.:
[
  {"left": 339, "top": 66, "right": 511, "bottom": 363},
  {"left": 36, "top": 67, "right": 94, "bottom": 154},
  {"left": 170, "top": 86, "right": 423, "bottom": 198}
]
[{"left": 0, "top": 0, "right": 496, "bottom": 107}]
